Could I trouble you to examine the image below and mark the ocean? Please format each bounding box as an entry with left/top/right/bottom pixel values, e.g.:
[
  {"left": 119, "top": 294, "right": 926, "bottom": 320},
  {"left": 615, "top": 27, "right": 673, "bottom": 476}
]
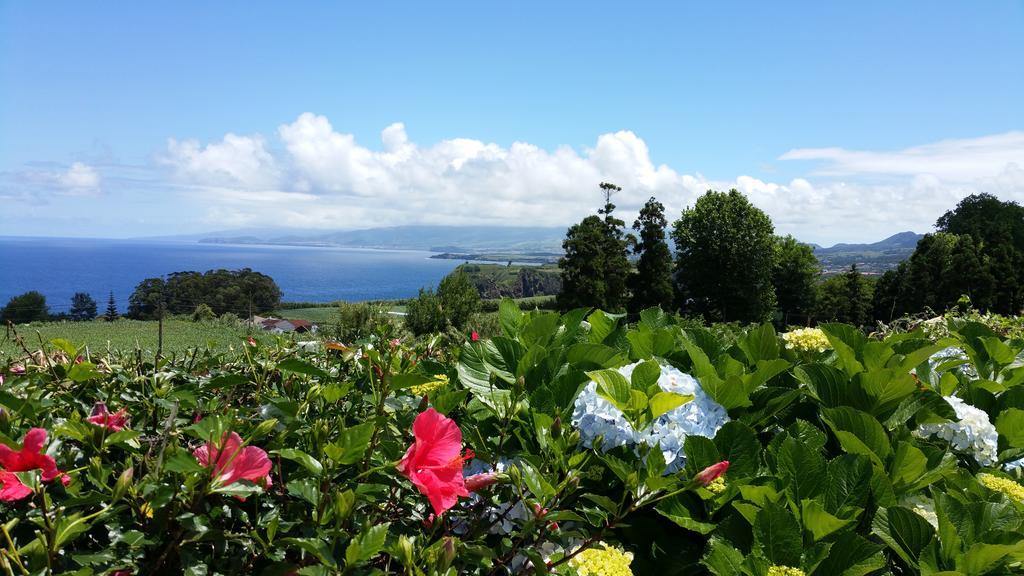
[{"left": 0, "top": 237, "right": 463, "bottom": 313}]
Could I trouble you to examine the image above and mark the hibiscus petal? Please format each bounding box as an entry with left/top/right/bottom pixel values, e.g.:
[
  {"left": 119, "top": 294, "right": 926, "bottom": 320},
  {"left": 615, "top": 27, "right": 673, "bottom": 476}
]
[
  {"left": 219, "top": 446, "right": 272, "bottom": 486},
  {"left": 0, "top": 471, "right": 33, "bottom": 501},
  {"left": 411, "top": 408, "right": 463, "bottom": 468},
  {"left": 22, "top": 428, "right": 48, "bottom": 454}
]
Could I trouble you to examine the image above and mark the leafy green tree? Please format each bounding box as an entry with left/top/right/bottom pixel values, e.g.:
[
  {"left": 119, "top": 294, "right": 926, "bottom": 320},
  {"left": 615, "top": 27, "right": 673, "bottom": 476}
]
[
  {"left": 191, "top": 303, "right": 216, "bottom": 322},
  {"left": 405, "top": 288, "right": 446, "bottom": 335},
  {"left": 671, "top": 189, "right": 777, "bottom": 322},
  {"left": 814, "top": 265, "right": 874, "bottom": 325},
  {"left": 628, "top": 197, "right": 674, "bottom": 314},
  {"left": 772, "top": 235, "right": 820, "bottom": 324},
  {"left": 557, "top": 215, "right": 608, "bottom": 311},
  {"left": 69, "top": 292, "right": 98, "bottom": 321},
  {"left": 1, "top": 291, "right": 49, "bottom": 324},
  {"left": 436, "top": 269, "right": 480, "bottom": 329},
  {"left": 127, "top": 269, "right": 281, "bottom": 319},
  {"left": 104, "top": 291, "right": 119, "bottom": 321},
  {"left": 871, "top": 264, "right": 907, "bottom": 322},
  {"left": 557, "top": 183, "right": 633, "bottom": 312},
  {"left": 127, "top": 278, "right": 166, "bottom": 320}
]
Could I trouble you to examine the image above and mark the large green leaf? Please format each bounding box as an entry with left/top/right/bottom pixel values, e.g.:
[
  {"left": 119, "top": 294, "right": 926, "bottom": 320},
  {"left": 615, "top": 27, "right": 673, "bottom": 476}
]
[
  {"left": 498, "top": 298, "right": 523, "bottom": 337},
  {"left": 701, "top": 537, "right": 746, "bottom": 576},
  {"left": 801, "top": 499, "right": 856, "bottom": 541},
  {"left": 813, "top": 534, "right": 885, "bottom": 576},
  {"left": 656, "top": 493, "right": 716, "bottom": 534},
  {"left": 822, "top": 407, "right": 893, "bottom": 462},
  {"left": 888, "top": 441, "right": 928, "bottom": 494},
  {"left": 754, "top": 502, "right": 803, "bottom": 567},
  {"left": 778, "top": 436, "right": 826, "bottom": 502},
  {"left": 995, "top": 408, "right": 1024, "bottom": 448},
  {"left": 871, "top": 506, "right": 935, "bottom": 569},
  {"left": 738, "top": 323, "right": 779, "bottom": 363},
  {"left": 824, "top": 454, "right": 872, "bottom": 513},
  {"left": 277, "top": 358, "right": 329, "bottom": 380},
  {"left": 713, "top": 421, "right": 761, "bottom": 479},
  {"left": 795, "top": 363, "right": 871, "bottom": 410}
]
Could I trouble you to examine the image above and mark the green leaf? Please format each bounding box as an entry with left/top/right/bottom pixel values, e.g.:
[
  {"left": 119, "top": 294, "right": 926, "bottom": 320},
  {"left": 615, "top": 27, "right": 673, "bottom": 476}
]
[
  {"left": 701, "top": 537, "right": 746, "bottom": 576},
  {"left": 871, "top": 506, "right": 934, "bottom": 569},
  {"left": 67, "top": 362, "right": 103, "bottom": 382},
  {"left": 713, "top": 421, "right": 761, "bottom": 479},
  {"left": 754, "top": 501, "right": 803, "bottom": 567},
  {"left": 824, "top": 454, "right": 872, "bottom": 513},
  {"left": 277, "top": 358, "right": 329, "bottom": 379},
  {"left": 345, "top": 522, "right": 389, "bottom": 567},
  {"left": 648, "top": 391, "right": 692, "bottom": 421},
  {"left": 778, "top": 436, "right": 826, "bottom": 502},
  {"left": 959, "top": 541, "right": 1024, "bottom": 575},
  {"left": 813, "top": 534, "right": 885, "bottom": 576},
  {"left": 498, "top": 298, "right": 523, "bottom": 337},
  {"left": 630, "top": 360, "right": 661, "bottom": 391},
  {"left": 822, "top": 407, "right": 892, "bottom": 462},
  {"left": 795, "top": 363, "right": 871, "bottom": 410},
  {"left": 888, "top": 441, "right": 928, "bottom": 494},
  {"left": 273, "top": 449, "right": 324, "bottom": 476},
  {"left": 587, "top": 368, "right": 632, "bottom": 413},
  {"left": 164, "top": 450, "right": 205, "bottom": 474},
  {"left": 738, "top": 323, "right": 779, "bottom": 363},
  {"left": 996, "top": 408, "right": 1024, "bottom": 448},
  {"left": 656, "top": 493, "right": 717, "bottom": 534},
  {"left": 802, "top": 499, "right": 856, "bottom": 541},
  {"left": 325, "top": 422, "right": 375, "bottom": 465},
  {"left": 284, "top": 537, "right": 337, "bottom": 568}
]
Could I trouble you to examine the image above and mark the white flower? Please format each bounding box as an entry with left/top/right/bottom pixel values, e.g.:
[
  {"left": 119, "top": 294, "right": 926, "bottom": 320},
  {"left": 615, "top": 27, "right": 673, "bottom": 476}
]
[
  {"left": 915, "top": 396, "right": 998, "bottom": 466},
  {"left": 572, "top": 362, "right": 729, "bottom": 473},
  {"left": 929, "top": 347, "right": 978, "bottom": 379},
  {"left": 1005, "top": 457, "right": 1024, "bottom": 472}
]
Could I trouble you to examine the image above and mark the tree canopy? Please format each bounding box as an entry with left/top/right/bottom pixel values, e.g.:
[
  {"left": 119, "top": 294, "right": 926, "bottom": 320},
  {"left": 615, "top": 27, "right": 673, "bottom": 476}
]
[
  {"left": 671, "top": 189, "right": 777, "bottom": 323},
  {"left": 772, "top": 235, "right": 820, "bottom": 324},
  {"left": 127, "top": 269, "right": 281, "bottom": 319},
  {"left": 69, "top": 292, "right": 98, "bottom": 321},
  {"left": 1, "top": 291, "right": 49, "bottom": 324},
  {"left": 628, "top": 197, "right": 674, "bottom": 314}
]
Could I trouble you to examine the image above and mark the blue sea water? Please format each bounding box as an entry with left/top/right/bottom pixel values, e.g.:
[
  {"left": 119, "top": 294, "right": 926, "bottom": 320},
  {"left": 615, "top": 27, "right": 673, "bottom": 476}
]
[{"left": 0, "top": 237, "right": 463, "bottom": 313}]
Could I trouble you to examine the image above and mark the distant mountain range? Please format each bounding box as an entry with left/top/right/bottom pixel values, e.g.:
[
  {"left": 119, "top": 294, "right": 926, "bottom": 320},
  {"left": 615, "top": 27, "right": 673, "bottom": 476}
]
[
  {"left": 185, "top": 226, "right": 924, "bottom": 274},
  {"left": 811, "top": 231, "right": 924, "bottom": 274}
]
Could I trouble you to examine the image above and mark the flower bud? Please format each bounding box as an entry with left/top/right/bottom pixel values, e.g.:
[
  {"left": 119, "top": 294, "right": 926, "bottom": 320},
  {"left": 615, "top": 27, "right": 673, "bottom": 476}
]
[
  {"left": 112, "top": 467, "right": 134, "bottom": 502},
  {"left": 551, "top": 415, "right": 562, "bottom": 439},
  {"left": 694, "top": 460, "right": 730, "bottom": 486},
  {"left": 418, "top": 394, "right": 430, "bottom": 411},
  {"left": 441, "top": 536, "right": 456, "bottom": 567},
  {"left": 465, "top": 472, "right": 499, "bottom": 492}
]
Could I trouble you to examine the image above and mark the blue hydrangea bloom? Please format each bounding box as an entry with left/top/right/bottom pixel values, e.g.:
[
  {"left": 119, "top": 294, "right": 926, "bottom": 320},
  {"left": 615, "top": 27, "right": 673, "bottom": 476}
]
[{"left": 572, "top": 361, "right": 729, "bottom": 473}]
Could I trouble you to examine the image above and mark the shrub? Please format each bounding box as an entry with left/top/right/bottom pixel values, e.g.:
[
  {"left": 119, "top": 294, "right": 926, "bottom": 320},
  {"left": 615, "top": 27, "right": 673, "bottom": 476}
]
[
  {"left": 1, "top": 290, "right": 49, "bottom": 324},
  {"left": 191, "top": 303, "right": 216, "bottom": 322}
]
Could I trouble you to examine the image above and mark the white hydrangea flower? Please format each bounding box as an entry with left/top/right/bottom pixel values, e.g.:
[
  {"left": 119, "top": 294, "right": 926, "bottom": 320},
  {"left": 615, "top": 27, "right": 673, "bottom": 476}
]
[
  {"left": 572, "top": 361, "right": 730, "bottom": 473},
  {"left": 1005, "top": 457, "right": 1024, "bottom": 472},
  {"left": 915, "top": 395, "right": 998, "bottom": 466},
  {"left": 900, "top": 493, "right": 938, "bottom": 529}
]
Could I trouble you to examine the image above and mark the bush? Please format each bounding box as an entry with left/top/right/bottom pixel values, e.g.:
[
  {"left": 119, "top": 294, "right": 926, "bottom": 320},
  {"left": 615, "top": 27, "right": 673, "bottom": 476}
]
[
  {"left": 2, "top": 302, "right": 1024, "bottom": 574},
  {"left": 405, "top": 288, "right": 446, "bottom": 335},
  {"left": 191, "top": 303, "right": 216, "bottom": 322},
  {"left": 335, "top": 301, "right": 391, "bottom": 343},
  {"left": 1, "top": 290, "right": 49, "bottom": 324}
]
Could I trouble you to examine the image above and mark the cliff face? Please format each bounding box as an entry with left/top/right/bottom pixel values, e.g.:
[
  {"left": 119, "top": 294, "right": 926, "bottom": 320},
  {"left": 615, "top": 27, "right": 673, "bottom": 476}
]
[{"left": 459, "top": 264, "right": 561, "bottom": 299}]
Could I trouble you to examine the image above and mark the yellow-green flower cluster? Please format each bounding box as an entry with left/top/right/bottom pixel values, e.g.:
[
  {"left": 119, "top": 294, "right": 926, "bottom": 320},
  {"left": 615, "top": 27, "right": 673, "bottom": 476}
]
[
  {"left": 410, "top": 374, "right": 449, "bottom": 397},
  {"left": 568, "top": 543, "right": 634, "bottom": 576},
  {"left": 978, "top": 473, "right": 1024, "bottom": 502},
  {"left": 705, "top": 476, "right": 727, "bottom": 494},
  {"left": 782, "top": 327, "right": 830, "bottom": 353},
  {"left": 767, "top": 566, "right": 806, "bottom": 576}
]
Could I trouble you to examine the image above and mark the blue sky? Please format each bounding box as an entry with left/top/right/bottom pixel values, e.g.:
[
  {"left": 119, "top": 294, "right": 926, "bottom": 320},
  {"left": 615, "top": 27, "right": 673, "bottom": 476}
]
[{"left": 2, "top": 1, "right": 1022, "bottom": 244}]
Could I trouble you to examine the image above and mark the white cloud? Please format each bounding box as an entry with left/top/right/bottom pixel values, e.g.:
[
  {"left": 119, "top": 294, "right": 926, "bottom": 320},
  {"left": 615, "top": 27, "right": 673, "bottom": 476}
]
[
  {"left": 58, "top": 162, "right": 101, "bottom": 193},
  {"left": 154, "top": 114, "right": 1024, "bottom": 245}
]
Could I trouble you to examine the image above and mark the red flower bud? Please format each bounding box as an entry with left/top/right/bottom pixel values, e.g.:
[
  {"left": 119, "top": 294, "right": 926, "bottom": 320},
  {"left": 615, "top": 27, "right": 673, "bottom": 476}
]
[
  {"left": 465, "top": 472, "right": 499, "bottom": 492},
  {"left": 422, "top": 513, "right": 435, "bottom": 529},
  {"left": 470, "top": 331, "right": 480, "bottom": 342},
  {"left": 695, "top": 460, "right": 729, "bottom": 486}
]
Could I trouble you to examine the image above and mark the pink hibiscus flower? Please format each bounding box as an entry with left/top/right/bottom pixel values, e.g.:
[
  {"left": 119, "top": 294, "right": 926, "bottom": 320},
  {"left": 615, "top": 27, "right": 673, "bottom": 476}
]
[
  {"left": 0, "top": 428, "right": 70, "bottom": 501},
  {"left": 86, "top": 401, "right": 129, "bottom": 432},
  {"left": 397, "top": 408, "right": 473, "bottom": 516},
  {"left": 193, "top": 432, "right": 272, "bottom": 489}
]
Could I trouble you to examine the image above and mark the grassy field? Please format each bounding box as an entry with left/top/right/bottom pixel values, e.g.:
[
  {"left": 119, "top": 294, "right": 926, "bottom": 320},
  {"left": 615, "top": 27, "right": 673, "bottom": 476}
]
[
  {"left": 273, "top": 306, "right": 340, "bottom": 323},
  {"left": 1, "top": 319, "right": 260, "bottom": 360}
]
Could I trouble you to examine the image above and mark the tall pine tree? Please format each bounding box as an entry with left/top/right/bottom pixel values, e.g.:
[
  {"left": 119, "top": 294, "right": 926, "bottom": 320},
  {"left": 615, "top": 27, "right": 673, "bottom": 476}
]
[
  {"left": 557, "top": 182, "right": 633, "bottom": 312},
  {"left": 104, "top": 291, "right": 119, "bottom": 322},
  {"left": 628, "top": 197, "right": 673, "bottom": 313}
]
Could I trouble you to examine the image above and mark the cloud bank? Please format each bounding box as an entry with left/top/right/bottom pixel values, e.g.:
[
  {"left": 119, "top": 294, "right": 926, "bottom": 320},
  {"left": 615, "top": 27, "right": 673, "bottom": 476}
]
[{"left": 4, "top": 114, "right": 1022, "bottom": 244}]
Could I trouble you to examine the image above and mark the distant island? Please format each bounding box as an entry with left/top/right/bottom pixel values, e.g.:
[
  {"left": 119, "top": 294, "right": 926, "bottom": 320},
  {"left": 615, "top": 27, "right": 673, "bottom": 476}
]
[{"left": 192, "top": 225, "right": 924, "bottom": 275}]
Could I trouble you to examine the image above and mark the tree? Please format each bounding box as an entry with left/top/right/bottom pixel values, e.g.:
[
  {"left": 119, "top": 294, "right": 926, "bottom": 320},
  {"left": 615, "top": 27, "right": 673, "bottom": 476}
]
[
  {"left": 1, "top": 291, "right": 49, "bottom": 324},
  {"left": 772, "top": 235, "right": 820, "bottom": 324},
  {"left": 69, "top": 292, "right": 98, "bottom": 321},
  {"left": 104, "top": 291, "right": 119, "bottom": 321},
  {"left": 814, "top": 266, "right": 874, "bottom": 325},
  {"left": 557, "top": 183, "right": 633, "bottom": 312},
  {"left": 126, "top": 269, "right": 282, "bottom": 319},
  {"left": 405, "top": 288, "right": 446, "bottom": 335},
  {"left": 557, "top": 216, "right": 608, "bottom": 311},
  {"left": 597, "top": 182, "right": 633, "bottom": 312},
  {"left": 671, "top": 189, "right": 777, "bottom": 322},
  {"left": 628, "top": 197, "right": 674, "bottom": 314},
  {"left": 437, "top": 269, "right": 480, "bottom": 329}
]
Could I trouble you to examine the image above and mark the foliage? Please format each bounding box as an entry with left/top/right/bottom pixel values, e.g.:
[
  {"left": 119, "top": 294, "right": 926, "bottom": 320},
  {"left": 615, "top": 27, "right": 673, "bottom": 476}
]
[
  {"left": 672, "top": 189, "right": 778, "bottom": 323},
  {"left": 104, "top": 291, "right": 119, "bottom": 322},
  {"left": 1, "top": 290, "right": 50, "bottom": 324},
  {"left": 335, "top": 301, "right": 392, "bottom": 343},
  {"left": 191, "top": 303, "right": 216, "bottom": 322},
  {"left": 814, "top": 265, "right": 875, "bottom": 326},
  {"left": 405, "top": 288, "right": 447, "bottom": 336},
  {"left": 69, "top": 292, "right": 98, "bottom": 321},
  {"left": 558, "top": 183, "right": 633, "bottom": 313},
  {"left": 629, "top": 197, "right": 674, "bottom": 314},
  {"left": 3, "top": 303, "right": 1024, "bottom": 574},
  {"left": 458, "top": 264, "right": 561, "bottom": 299},
  {"left": 773, "top": 235, "right": 820, "bottom": 325},
  {"left": 437, "top": 269, "right": 481, "bottom": 330},
  {"left": 127, "top": 268, "right": 282, "bottom": 320}
]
